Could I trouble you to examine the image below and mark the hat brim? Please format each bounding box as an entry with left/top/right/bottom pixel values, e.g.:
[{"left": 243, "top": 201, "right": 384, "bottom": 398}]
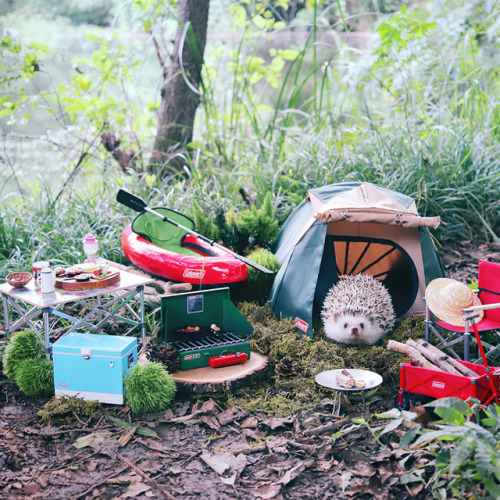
[{"left": 425, "top": 278, "right": 483, "bottom": 327}]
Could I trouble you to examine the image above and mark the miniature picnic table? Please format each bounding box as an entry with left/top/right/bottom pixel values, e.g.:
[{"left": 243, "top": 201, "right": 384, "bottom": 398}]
[{"left": 1, "top": 270, "right": 152, "bottom": 358}]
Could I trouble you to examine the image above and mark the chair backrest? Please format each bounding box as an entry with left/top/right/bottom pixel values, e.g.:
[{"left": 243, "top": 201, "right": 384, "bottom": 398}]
[{"left": 478, "top": 259, "right": 500, "bottom": 321}]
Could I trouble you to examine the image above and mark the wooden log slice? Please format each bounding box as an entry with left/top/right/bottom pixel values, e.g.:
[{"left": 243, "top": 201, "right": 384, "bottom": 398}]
[
  {"left": 172, "top": 352, "right": 269, "bottom": 393},
  {"left": 55, "top": 269, "right": 120, "bottom": 291}
]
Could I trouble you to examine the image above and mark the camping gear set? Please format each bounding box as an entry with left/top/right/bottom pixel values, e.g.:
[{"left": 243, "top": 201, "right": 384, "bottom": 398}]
[
  {"left": 269, "top": 182, "right": 444, "bottom": 336},
  {"left": 395, "top": 316, "right": 500, "bottom": 410},
  {"left": 425, "top": 260, "right": 500, "bottom": 362},
  {"left": 394, "top": 277, "right": 500, "bottom": 410},
  {"left": 53, "top": 332, "right": 137, "bottom": 404},
  {"left": 116, "top": 189, "right": 273, "bottom": 285},
  {"left": 160, "top": 288, "right": 252, "bottom": 371}
]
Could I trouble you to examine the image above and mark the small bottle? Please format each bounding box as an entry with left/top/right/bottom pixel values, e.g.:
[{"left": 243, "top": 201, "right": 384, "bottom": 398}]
[{"left": 82, "top": 234, "right": 99, "bottom": 263}]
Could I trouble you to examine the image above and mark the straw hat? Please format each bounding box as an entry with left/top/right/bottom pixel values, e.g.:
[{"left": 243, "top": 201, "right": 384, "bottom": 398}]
[{"left": 425, "top": 278, "right": 483, "bottom": 326}]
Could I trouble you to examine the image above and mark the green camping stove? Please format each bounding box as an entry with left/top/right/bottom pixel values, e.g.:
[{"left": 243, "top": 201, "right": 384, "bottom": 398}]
[{"left": 161, "top": 288, "right": 252, "bottom": 371}]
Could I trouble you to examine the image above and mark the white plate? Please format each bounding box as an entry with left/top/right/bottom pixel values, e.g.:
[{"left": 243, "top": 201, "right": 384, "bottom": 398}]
[{"left": 315, "top": 369, "right": 383, "bottom": 392}]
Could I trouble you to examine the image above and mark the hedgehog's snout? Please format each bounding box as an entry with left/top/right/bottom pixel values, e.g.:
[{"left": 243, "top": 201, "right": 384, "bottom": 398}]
[{"left": 350, "top": 326, "right": 359, "bottom": 337}]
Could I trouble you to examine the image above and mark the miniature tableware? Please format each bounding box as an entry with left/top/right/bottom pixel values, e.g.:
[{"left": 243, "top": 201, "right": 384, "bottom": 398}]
[
  {"left": 40, "top": 266, "right": 56, "bottom": 293},
  {"left": 33, "top": 261, "right": 50, "bottom": 286},
  {"left": 6, "top": 272, "right": 32, "bottom": 289}
]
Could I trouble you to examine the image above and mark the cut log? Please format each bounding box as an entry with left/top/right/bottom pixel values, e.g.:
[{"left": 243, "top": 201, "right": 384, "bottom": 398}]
[
  {"left": 406, "top": 340, "right": 461, "bottom": 375},
  {"left": 386, "top": 340, "right": 440, "bottom": 370},
  {"left": 172, "top": 352, "right": 268, "bottom": 393},
  {"left": 417, "top": 340, "right": 477, "bottom": 377}
]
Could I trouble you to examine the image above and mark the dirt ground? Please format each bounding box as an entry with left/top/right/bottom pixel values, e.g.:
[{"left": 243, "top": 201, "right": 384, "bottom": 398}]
[{"left": 0, "top": 241, "right": 497, "bottom": 499}]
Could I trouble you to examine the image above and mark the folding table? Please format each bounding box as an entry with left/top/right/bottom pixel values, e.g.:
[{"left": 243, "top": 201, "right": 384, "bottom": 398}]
[{"left": 1, "top": 270, "right": 152, "bottom": 358}]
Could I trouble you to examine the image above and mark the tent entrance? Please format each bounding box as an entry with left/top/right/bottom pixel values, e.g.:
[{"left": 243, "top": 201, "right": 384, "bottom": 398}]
[{"left": 315, "top": 235, "right": 419, "bottom": 317}]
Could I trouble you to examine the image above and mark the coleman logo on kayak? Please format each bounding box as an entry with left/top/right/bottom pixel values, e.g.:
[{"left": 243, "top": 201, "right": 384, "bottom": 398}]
[
  {"left": 183, "top": 268, "right": 205, "bottom": 280},
  {"left": 294, "top": 317, "right": 309, "bottom": 333},
  {"left": 431, "top": 381, "right": 446, "bottom": 389},
  {"left": 184, "top": 353, "right": 201, "bottom": 360}
]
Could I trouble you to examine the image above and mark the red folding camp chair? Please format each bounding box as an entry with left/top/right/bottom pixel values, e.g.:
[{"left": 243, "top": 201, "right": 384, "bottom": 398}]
[{"left": 425, "top": 260, "right": 500, "bottom": 361}]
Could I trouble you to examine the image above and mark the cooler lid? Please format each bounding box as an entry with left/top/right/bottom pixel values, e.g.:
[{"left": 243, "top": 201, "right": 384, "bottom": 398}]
[{"left": 53, "top": 332, "right": 137, "bottom": 356}]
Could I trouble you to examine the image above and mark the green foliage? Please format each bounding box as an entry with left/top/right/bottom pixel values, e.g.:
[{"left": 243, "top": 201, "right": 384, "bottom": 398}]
[
  {"left": 191, "top": 200, "right": 220, "bottom": 242},
  {"left": 124, "top": 362, "right": 176, "bottom": 414},
  {"left": 236, "top": 193, "right": 280, "bottom": 250},
  {"left": 3, "top": 330, "right": 44, "bottom": 380},
  {"left": 38, "top": 395, "right": 101, "bottom": 424},
  {"left": 0, "top": 34, "right": 48, "bottom": 123},
  {"left": 377, "top": 398, "right": 500, "bottom": 499},
  {"left": 15, "top": 358, "right": 54, "bottom": 398},
  {"left": 242, "top": 248, "right": 281, "bottom": 303}
]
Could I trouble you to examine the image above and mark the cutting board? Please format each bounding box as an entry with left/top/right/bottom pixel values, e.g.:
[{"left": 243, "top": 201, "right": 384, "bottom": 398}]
[{"left": 55, "top": 268, "right": 120, "bottom": 291}]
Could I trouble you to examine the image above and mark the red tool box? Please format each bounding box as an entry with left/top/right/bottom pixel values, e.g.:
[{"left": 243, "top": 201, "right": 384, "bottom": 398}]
[{"left": 396, "top": 313, "right": 500, "bottom": 410}]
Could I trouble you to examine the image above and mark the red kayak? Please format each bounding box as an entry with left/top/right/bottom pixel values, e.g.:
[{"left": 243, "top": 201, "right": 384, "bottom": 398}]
[{"left": 122, "top": 226, "right": 248, "bottom": 284}]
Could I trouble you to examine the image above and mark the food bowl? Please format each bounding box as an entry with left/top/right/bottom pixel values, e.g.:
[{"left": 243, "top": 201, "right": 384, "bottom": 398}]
[{"left": 6, "top": 272, "right": 33, "bottom": 288}]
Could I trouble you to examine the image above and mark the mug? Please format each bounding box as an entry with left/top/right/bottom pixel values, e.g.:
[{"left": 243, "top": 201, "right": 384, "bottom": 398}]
[
  {"left": 33, "top": 261, "right": 50, "bottom": 287},
  {"left": 40, "top": 267, "right": 55, "bottom": 294}
]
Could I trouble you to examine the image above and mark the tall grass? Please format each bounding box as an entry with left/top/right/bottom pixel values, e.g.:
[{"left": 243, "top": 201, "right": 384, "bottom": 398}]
[{"left": 1, "top": 0, "right": 499, "bottom": 287}]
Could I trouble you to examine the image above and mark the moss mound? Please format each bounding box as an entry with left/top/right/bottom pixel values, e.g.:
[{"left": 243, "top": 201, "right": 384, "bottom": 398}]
[
  {"left": 124, "top": 362, "right": 177, "bottom": 414},
  {"left": 38, "top": 396, "right": 101, "bottom": 424},
  {"left": 16, "top": 358, "right": 54, "bottom": 398},
  {"left": 3, "top": 330, "right": 45, "bottom": 380},
  {"left": 223, "top": 303, "right": 425, "bottom": 416}
]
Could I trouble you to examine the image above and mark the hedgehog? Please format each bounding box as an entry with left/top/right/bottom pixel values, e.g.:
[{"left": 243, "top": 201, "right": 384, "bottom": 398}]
[{"left": 321, "top": 274, "right": 396, "bottom": 345}]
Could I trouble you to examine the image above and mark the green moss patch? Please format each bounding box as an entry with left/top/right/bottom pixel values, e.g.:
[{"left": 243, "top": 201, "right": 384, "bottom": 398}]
[{"left": 218, "top": 304, "right": 424, "bottom": 416}]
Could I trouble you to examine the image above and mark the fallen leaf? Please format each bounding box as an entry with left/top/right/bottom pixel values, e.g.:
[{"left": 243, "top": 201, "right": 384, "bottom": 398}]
[
  {"left": 73, "top": 433, "right": 95, "bottom": 449},
  {"left": 278, "top": 459, "right": 314, "bottom": 485},
  {"left": 261, "top": 415, "right": 296, "bottom": 430},
  {"left": 118, "top": 426, "right": 137, "bottom": 447},
  {"left": 121, "top": 481, "right": 151, "bottom": 498},
  {"left": 249, "top": 483, "right": 281, "bottom": 499},
  {"left": 241, "top": 416, "right": 259, "bottom": 428},
  {"left": 200, "top": 452, "right": 232, "bottom": 475}
]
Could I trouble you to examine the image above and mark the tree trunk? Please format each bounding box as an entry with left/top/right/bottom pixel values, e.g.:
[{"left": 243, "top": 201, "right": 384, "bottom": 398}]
[{"left": 149, "top": 0, "right": 210, "bottom": 175}]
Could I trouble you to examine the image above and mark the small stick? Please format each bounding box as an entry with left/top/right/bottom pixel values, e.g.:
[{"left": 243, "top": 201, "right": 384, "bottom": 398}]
[
  {"left": 303, "top": 416, "right": 352, "bottom": 437},
  {"left": 73, "top": 464, "right": 129, "bottom": 499},
  {"left": 117, "top": 453, "right": 176, "bottom": 500}
]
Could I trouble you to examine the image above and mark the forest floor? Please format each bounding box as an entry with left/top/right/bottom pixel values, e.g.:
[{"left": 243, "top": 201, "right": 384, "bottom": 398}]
[{"left": 0, "top": 240, "right": 498, "bottom": 499}]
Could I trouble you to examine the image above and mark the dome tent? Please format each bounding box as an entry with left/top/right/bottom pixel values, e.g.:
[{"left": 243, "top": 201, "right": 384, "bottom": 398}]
[{"left": 269, "top": 182, "right": 444, "bottom": 337}]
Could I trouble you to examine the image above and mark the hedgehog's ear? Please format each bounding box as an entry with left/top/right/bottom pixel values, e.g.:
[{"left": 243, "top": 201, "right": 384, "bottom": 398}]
[
  {"left": 333, "top": 313, "right": 340, "bottom": 322},
  {"left": 367, "top": 316, "right": 375, "bottom": 325}
]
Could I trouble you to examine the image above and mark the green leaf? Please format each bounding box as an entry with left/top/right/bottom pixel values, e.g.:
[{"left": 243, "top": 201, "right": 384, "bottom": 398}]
[
  {"left": 107, "top": 415, "right": 158, "bottom": 438},
  {"left": 399, "top": 425, "right": 421, "bottom": 449},
  {"left": 432, "top": 407, "right": 466, "bottom": 426},
  {"left": 74, "top": 433, "right": 95, "bottom": 449},
  {"left": 278, "top": 49, "right": 299, "bottom": 61}
]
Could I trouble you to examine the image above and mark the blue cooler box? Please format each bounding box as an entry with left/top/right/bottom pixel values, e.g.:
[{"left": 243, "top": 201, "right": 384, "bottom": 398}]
[{"left": 53, "top": 332, "right": 137, "bottom": 405}]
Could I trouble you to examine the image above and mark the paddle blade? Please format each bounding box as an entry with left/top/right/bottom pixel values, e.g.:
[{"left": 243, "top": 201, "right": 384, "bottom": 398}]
[{"left": 116, "top": 189, "right": 148, "bottom": 213}]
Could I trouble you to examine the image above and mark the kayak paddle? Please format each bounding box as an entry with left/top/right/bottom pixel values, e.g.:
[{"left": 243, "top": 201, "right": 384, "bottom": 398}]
[{"left": 116, "top": 189, "right": 275, "bottom": 274}]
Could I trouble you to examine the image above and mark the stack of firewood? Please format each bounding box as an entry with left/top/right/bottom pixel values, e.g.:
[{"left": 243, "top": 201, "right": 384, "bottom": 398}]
[{"left": 387, "top": 339, "right": 477, "bottom": 377}]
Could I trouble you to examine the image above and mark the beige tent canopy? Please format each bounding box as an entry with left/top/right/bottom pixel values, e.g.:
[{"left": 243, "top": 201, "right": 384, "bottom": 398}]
[{"left": 270, "top": 182, "right": 444, "bottom": 337}]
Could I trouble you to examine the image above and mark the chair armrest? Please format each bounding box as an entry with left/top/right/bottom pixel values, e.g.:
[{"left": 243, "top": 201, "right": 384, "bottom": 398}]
[{"left": 462, "top": 302, "right": 500, "bottom": 313}]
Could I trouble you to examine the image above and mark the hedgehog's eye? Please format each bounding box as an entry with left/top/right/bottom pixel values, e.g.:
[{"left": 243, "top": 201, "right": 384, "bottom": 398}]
[
  {"left": 343, "top": 323, "right": 348, "bottom": 329},
  {"left": 360, "top": 323, "right": 364, "bottom": 329}
]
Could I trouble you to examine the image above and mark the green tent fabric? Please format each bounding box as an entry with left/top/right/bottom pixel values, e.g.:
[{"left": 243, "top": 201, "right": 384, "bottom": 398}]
[{"left": 270, "top": 182, "right": 444, "bottom": 337}]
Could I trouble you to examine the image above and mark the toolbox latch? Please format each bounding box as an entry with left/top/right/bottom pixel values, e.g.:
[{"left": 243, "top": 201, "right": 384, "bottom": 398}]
[{"left": 81, "top": 347, "right": 92, "bottom": 360}]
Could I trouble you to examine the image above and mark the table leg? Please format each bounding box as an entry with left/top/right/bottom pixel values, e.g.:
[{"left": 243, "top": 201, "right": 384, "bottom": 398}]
[
  {"left": 332, "top": 390, "right": 342, "bottom": 416},
  {"left": 139, "top": 285, "right": 146, "bottom": 348},
  {"left": 43, "top": 307, "right": 51, "bottom": 359},
  {"left": 2, "top": 292, "right": 10, "bottom": 334}
]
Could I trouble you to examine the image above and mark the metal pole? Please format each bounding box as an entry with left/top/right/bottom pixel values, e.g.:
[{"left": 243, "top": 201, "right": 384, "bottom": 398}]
[
  {"left": 2, "top": 293, "right": 10, "bottom": 334},
  {"left": 43, "top": 307, "right": 51, "bottom": 359},
  {"left": 139, "top": 285, "right": 146, "bottom": 347}
]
